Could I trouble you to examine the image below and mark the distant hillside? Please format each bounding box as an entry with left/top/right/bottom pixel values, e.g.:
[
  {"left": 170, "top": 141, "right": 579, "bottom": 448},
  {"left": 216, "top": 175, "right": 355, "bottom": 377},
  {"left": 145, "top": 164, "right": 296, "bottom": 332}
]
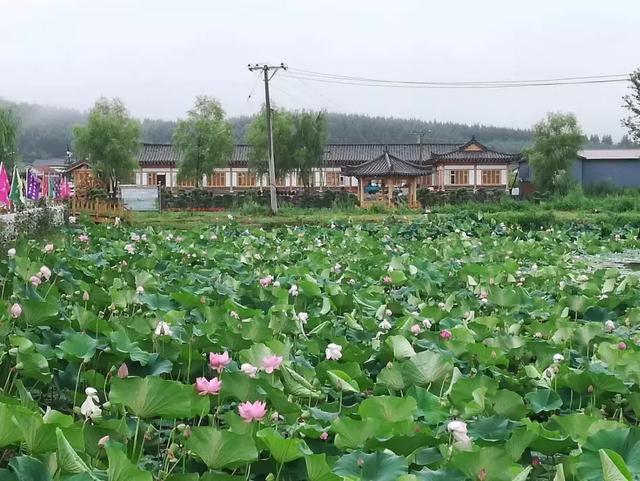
[{"left": 1, "top": 98, "right": 634, "bottom": 162}]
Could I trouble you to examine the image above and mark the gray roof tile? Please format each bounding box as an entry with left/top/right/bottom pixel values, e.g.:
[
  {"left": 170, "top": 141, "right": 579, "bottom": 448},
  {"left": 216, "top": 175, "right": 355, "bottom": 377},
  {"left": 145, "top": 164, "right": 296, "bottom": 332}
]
[
  {"left": 136, "top": 140, "right": 517, "bottom": 168},
  {"left": 343, "top": 152, "right": 429, "bottom": 177}
]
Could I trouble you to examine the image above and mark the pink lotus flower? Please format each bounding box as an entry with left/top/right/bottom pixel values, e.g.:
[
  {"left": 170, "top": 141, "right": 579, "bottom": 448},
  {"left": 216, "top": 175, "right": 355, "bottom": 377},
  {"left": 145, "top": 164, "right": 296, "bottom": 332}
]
[
  {"left": 39, "top": 266, "right": 51, "bottom": 281},
  {"left": 209, "top": 351, "right": 231, "bottom": 372},
  {"left": 238, "top": 400, "right": 267, "bottom": 422},
  {"left": 30, "top": 275, "right": 42, "bottom": 287},
  {"left": 262, "top": 355, "right": 283, "bottom": 374},
  {"left": 440, "top": 329, "right": 452, "bottom": 340},
  {"left": 117, "top": 363, "right": 129, "bottom": 378},
  {"left": 259, "top": 275, "right": 274, "bottom": 288},
  {"left": 618, "top": 342, "right": 627, "bottom": 351},
  {"left": 320, "top": 431, "right": 329, "bottom": 441},
  {"left": 241, "top": 363, "right": 258, "bottom": 378},
  {"left": 44, "top": 244, "right": 54, "bottom": 253},
  {"left": 195, "top": 377, "right": 222, "bottom": 396},
  {"left": 10, "top": 303, "right": 22, "bottom": 318},
  {"left": 382, "top": 276, "right": 392, "bottom": 285},
  {"left": 78, "top": 234, "right": 90, "bottom": 243},
  {"left": 410, "top": 324, "right": 421, "bottom": 335},
  {"left": 124, "top": 244, "right": 135, "bottom": 254}
]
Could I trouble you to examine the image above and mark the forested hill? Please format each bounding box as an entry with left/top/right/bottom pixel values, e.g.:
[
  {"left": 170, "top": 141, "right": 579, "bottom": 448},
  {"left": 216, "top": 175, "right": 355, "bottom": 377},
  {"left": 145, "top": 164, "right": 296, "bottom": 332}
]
[{"left": 2, "top": 98, "right": 634, "bottom": 162}]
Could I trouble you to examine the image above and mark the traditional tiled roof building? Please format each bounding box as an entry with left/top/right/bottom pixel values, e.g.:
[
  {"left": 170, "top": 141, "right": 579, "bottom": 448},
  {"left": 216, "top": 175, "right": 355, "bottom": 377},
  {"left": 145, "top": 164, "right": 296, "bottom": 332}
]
[{"left": 131, "top": 138, "right": 520, "bottom": 191}]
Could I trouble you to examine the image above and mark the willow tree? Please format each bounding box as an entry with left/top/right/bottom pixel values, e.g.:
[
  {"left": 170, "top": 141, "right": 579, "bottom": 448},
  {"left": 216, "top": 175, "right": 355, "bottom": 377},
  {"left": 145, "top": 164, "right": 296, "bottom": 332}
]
[
  {"left": 73, "top": 98, "right": 140, "bottom": 196},
  {"left": 623, "top": 69, "right": 640, "bottom": 143},
  {"left": 173, "top": 96, "right": 234, "bottom": 187},
  {"left": 0, "top": 107, "right": 19, "bottom": 171},
  {"left": 246, "top": 107, "right": 296, "bottom": 179},
  {"left": 246, "top": 108, "right": 327, "bottom": 189},
  {"left": 527, "top": 113, "right": 584, "bottom": 195}
]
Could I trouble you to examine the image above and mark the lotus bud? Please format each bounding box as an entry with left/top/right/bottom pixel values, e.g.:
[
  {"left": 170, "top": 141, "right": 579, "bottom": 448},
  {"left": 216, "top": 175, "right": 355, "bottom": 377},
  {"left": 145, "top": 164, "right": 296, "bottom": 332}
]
[
  {"left": 10, "top": 303, "right": 22, "bottom": 318},
  {"left": 8, "top": 348, "right": 18, "bottom": 356},
  {"left": 117, "top": 363, "right": 129, "bottom": 378},
  {"left": 82, "top": 291, "right": 90, "bottom": 301},
  {"left": 15, "top": 362, "right": 23, "bottom": 370},
  {"left": 98, "top": 435, "right": 110, "bottom": 448}
]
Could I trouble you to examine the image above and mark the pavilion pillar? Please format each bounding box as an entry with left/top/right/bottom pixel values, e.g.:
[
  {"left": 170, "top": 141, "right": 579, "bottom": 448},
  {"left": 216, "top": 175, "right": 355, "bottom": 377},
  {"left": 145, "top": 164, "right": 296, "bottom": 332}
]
[
  {"left": 474, "top": 163, "right": 478, "bottom": 192},
  {"left": 387, "top": 177, "right": 394, "bottom": 207},
  {"left": 410, "top": 178, "right": 417, "bottom": 207},
  {"left": 358, "top": 176, "right": 365, "bottom": 208}
]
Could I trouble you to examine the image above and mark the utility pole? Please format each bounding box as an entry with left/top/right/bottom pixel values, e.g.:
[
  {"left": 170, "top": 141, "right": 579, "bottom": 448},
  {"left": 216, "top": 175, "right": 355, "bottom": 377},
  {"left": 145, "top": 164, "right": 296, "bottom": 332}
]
[
  {"left": 409, "top": 129, "right": 432, "bottom": 163},
  {"left": 248, "top": 62, "right": 287, "bottom": 213}
]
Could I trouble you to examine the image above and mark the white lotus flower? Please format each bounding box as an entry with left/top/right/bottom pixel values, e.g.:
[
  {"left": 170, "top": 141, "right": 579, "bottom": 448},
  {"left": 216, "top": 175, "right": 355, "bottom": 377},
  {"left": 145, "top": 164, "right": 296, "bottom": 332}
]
[
  {"left": 325, "top": 343, "right": 342, "bottom": 360},
  {"left": 288, "top": 284, "right": 299, "bottom": 296},
  {"left": 604, "top": 320, "right": 616, "bottom": 333},
  {"left": 298, "top": 312, "right": 309, "bottom": 324},
  {"left": 447, "top": 420, "right": 471, "bottom": 448},
  {"left": 136, "top": 285, "right": 145, "bottom": 294},
  {"left": 553, "top": 353, "right": 564, "bottom": 363},
  {"left": 422, "top": 319, "right": 432, "bottom": 329},
  {"left": 241, "top": 363, "right": 258, "bottom": 378},
  {"left": 80, "top": 387, "right": 102, "bottom": 419},
  {"left": 7, "top": 248, "right": 16, "bottom": 257},
  {"left": 68, "top": 216, "right": 76, "bottom": 224},
  {"left": 155, "top": 321, "right": 173, "bottom": 337},
  {"left": 379, "top": 319, "right": 392, "bottom": 330}
]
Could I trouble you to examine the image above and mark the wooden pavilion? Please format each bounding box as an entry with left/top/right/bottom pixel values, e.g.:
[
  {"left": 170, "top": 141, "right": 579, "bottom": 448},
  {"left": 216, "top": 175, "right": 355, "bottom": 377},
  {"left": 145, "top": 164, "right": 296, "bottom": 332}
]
[{"left": 343, "top": 150, "right": 429, "bottom": 208}]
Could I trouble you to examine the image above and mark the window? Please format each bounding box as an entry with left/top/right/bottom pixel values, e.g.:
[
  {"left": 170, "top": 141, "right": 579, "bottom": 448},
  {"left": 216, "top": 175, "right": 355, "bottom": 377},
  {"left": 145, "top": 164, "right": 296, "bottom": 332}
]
[
  {"left": 449, "top": 170, "right": 469, "bottom": 185},
  {"left": 237, "top": 171, "right": 256, "bottom": 187},
  {"left": 276, "top": 176, "right": 286, "bottom": 187},
  {"left": 325, "top": 171, "right": 342, "bottom": 186},
  {"left": 208, "top": 171, "right": 226, "bottom": 187},
  {"left": 178, "top": 177, "right": 196, "bottom": 187},
  {"left": 481, "top": 170, "right": 502, "bottom": 185}
]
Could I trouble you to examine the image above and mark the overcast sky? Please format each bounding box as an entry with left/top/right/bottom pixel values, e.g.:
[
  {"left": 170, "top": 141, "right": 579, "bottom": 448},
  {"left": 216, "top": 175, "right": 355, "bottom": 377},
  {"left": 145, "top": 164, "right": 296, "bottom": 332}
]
[{"left": 1, "top": 0, "right": 637, "bottom": 138}]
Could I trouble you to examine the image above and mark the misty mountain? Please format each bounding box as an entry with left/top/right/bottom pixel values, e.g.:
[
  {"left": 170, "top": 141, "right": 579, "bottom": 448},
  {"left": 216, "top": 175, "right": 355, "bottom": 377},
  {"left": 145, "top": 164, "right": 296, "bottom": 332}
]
[{"left": 1, "top": 98, "right": 633, "bottom": 163}]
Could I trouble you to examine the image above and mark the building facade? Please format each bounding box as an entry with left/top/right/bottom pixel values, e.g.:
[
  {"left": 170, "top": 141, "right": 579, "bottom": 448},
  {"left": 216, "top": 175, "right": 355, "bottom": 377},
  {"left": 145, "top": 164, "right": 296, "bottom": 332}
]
[
  {"left": 515, "top": 149, "right": 640, "bottom": 194},
  {"left": 128, "top": 138, "right": 519, "bottom": 191},
  {"left": 572, "top": 149, "right": 640, "bottom": 188}
]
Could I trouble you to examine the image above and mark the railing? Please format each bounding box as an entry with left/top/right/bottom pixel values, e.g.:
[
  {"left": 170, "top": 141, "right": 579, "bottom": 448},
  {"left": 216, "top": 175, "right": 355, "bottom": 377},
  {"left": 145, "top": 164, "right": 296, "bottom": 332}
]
[{"left": 69, "top": 198, "right": 132, "bottom": 222}]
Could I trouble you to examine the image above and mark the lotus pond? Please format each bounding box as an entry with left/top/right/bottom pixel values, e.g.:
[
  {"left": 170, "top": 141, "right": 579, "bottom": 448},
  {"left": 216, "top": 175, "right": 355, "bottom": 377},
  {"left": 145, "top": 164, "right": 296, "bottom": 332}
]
[{"left": 1, "top": 217, "right": 640, "bottom": 481}]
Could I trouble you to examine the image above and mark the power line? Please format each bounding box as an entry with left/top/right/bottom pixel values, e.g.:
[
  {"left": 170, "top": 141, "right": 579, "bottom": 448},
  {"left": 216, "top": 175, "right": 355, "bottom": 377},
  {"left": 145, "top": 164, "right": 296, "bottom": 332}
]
[
  {"left": 282, "top": 72, "right": 629, "bottom": 89},
  {"left": 287, "top": 67, "right": 630, "bottom": 87},
  {"left": 278, "top": 75, "right": 340, "bottom": 111}
]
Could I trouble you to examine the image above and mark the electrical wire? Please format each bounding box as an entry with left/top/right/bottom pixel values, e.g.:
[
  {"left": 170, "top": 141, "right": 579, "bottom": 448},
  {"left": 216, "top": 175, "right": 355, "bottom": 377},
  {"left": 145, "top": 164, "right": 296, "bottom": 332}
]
[{"left": 287, "top": 67, "right": 630, "bottom": 87}]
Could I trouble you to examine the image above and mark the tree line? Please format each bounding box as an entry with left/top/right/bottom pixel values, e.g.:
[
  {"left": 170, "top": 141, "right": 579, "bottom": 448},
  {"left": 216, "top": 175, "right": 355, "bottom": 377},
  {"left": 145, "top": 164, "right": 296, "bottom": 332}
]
[{"left": 2, "top": 97, "right": 637, "bottom": 166}]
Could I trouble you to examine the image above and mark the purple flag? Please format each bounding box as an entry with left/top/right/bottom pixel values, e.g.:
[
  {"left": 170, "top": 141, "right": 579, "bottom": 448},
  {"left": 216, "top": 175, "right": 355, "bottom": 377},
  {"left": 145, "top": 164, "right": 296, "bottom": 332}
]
[{"left": 26, "top": 168, "right": 42, "bottom": 201}]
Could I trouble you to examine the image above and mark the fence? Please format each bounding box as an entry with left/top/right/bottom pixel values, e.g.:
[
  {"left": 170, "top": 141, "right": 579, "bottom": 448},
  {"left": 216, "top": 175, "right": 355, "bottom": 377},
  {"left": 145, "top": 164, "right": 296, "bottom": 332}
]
[{"left": 69, "top": 198, "right": 131, "bottom": 222}]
